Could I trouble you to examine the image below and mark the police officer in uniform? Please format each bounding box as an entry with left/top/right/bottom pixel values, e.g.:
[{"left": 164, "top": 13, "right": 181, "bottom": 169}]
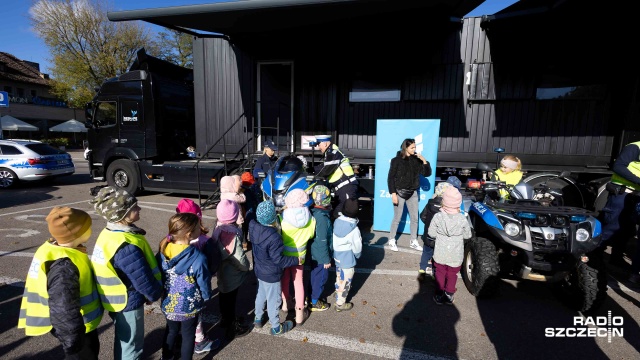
[
  {"left": 313, "top": 135, "right": 359, "bottom": 219},
  {"left": 600, "top": 141, "right": 640, "bottom": 283}
]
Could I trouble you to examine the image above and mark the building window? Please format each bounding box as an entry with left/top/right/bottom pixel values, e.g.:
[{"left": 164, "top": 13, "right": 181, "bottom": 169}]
[
  {"left": 17, "top": 88, "right": 25, "bottom": 97},
  {"left": 536, "top": 85, "right": 607, "bottom": 100},
  {"left": 349, "top": 80, "right": 401, "bottom": 102},
  {"left": 30, "top": 90, "right": 37, "bottom": 97}
]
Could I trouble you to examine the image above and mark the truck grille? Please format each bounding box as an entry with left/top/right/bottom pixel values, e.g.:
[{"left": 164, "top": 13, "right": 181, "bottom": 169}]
[{"left": 531, "top": 230, "right": 567, "bottom": 251}]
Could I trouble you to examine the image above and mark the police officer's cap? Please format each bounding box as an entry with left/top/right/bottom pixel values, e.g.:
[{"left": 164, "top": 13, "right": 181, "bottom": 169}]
[{"left": 315, "top": 135, "right": 331, "bottom": 143}]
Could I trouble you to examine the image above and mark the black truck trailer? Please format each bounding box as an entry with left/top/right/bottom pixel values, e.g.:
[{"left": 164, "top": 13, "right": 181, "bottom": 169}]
[{"left": 90, "top": 0, "right": 639, "bottom": 210}]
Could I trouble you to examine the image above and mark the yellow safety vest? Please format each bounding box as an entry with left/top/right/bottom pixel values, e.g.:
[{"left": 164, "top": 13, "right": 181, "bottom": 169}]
[
  {"left": 327, "top": 144, "right": 356, "bottom": 184},
  {"left": 280, "top": 216, "right": 316, "bottom": 258},
  {"left": 495, "top": 169, "right": 523, "bottom": 198},
  {"left": 91, "top": 229, "right": 161, "bottom": 312},
  {"left": 610, "top": 141, "right": 640, "bottom": 191},
  {"left": 18, "top": 241, "right": 103, "bottom": 336}
]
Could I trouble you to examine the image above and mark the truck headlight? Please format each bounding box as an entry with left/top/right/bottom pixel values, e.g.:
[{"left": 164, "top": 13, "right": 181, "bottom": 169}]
[
  {"left": 575, "top": 228, "right": 590, "bottom": 242},
  {"left": 504, "top": 222, "right": 521, "bottom": 237}
]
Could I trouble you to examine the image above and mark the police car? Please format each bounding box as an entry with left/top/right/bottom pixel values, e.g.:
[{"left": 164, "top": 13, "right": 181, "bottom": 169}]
[{"left": 0, "top": 139, "right": 75, "bottom": 188}]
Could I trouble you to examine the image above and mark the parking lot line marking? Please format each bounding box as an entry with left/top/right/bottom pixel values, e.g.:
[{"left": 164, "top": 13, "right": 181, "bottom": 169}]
[
  {"left": 0, "top": 276, "right": 25, "bottom": 287},
  {"left": 366, "top": 243, "right": 422, "bottom": 254},
  {"left": 138, "top": 204, "right": 215, "bottom": 219},
  {"left": 0, "top": 251, "right": 39, "bottom": 257},
  {"left": 251, "top": 326, "right": 452, "bottom": 360},
  {"left": 0, "top": 200, "right": 89, "bottom": 217}
]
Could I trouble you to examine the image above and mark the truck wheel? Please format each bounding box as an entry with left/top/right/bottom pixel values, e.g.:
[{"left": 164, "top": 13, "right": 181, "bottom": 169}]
[
  {"left": 555, "top": 254, "right": 608, "bottom": 313},
  {"left": 461, "top": 237, "right": 500, "bottom": 297},
  {"left": 106, "top": 159, "right": 141, "bottom": 195},
  {"left": 0, "top": 168, "right": 18, "bottom": 189}
]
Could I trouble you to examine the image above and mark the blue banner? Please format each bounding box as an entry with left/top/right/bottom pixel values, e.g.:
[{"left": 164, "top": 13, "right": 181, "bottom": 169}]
[
  {"left": 373, "top": 119, "right": 440, "bottom": 234},
  {"left": 0, "top": 91, "right": 8, "bottom": 107}
]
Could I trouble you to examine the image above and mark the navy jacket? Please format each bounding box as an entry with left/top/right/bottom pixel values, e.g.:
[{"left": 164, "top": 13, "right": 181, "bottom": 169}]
[
  {"left": 253, "top": 153, "right": 278, "bottom": 178},
  {"left": 113, "top": 243, "right": 163, "bottom": 312},
  {"left": 249, "top": 219, "right": 299, "bottom": 283},
  {"left": 310, "top": 206, "right": 333, "bottom": 265}
]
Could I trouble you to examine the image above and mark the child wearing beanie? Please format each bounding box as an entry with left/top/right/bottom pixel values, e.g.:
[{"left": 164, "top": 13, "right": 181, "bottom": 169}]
[
  {"left": 19, "top": 207, "right": 103, "bottom": 359},
  {"left": 175, "top": 199, "right": 222, "bottom": 354},
  {"left": 332, "top": 198, "right": 362, "bottom": 312},
  {"left": 212, "top": 199, "right": 251, "bottom": 341},
  {"left": 417, "top": 182, "right": 454, "bottom": 281},
  {"left": 428, "top": 186, "right": 472, "bottom": 305},
  {"left": 249, "top": 201, "right": 302, "bottom": 335},
  {"left": 89, "top": 186, "right": 163, "bottom": 359},
  {"left": 280, "top": 188, "right": 316, "bottom": 325},
  {"left": 307, "top": 185, "right": 333, "bottom": 312}
]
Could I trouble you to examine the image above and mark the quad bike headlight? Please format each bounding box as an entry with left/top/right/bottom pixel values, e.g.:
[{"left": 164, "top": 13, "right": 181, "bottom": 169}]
[
  {"left": 504, "top": 222, "right": 521, "bottom": 237},
  {"left": 575, "top": 228, "right": 590, "bottom": 242},
  {"left": 274, "top": 193, "right": 285, "bottom": 207}
]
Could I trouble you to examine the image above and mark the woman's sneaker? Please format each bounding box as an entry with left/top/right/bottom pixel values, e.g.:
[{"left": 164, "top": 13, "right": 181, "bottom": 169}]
[
  {"left": 387, "top": 240, "right": 399, "bottom": 252},
  {"left": 271, "top": 320, "right": 294, "bottom": 335},
  {"left": 409, "top": 239, "right": 423, "bottom": 251},
  {"left": 194, "top": 338, "right": 220, "bottom": 354},
  {"left": 309, "top": 299, "right": 330, "bottom": 312}
]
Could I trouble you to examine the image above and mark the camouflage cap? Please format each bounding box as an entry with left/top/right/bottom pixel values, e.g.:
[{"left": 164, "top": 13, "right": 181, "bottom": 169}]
[
  {"left": 312, "top": 184, "right": 332, "bottom": 207},
  {"left": 89, "top": 186, "right": 138, "bottom": 222}
]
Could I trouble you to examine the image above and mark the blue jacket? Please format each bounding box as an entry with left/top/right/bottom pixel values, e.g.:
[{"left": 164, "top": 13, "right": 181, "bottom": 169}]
[
  {"left": 332, "top": 215, "right": 362, "bottom": 269},
  {"left": 249, "top": 219, "right": 299, "bottom": 283},
  {"left": 310, "top": 206, "right": 333, "bottom": 265},
  {"left": 157, "top": 245, "right": 211, "bottom": 321},
  {"left": 113, "top": 243, "right": 163, "bottom": 312}
]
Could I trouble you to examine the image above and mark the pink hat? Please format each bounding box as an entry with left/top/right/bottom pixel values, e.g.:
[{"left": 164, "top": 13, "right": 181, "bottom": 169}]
[
  {"left": 441, "top": 186, "right": 462, "bottom": 214},
  {"left": 285, "top": 188, "right": 309, "bottom": 208},
  {"left": 220, "top": 176, "right": 236, "bottom": 194},
  {"left": 216, "top": 199, "right": 239, "bottom": 224},
  {"left": 176, "top": 199, "right": 202, "bottom": 219}
]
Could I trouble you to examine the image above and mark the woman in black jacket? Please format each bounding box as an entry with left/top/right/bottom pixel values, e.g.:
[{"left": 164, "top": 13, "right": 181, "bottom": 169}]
[{"left": 387, "top": 138, "right": 432, "bottom": 252}]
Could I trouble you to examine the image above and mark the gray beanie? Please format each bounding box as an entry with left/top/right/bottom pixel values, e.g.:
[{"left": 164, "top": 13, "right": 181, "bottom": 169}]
[{"left": 90, "top": 186, "right": 138, "bottom": 222}]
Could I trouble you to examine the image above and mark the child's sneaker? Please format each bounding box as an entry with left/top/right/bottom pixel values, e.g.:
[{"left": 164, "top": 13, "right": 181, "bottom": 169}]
[
  {"left": 444, "top": 292, "right": 455, "bottom": 305},
  {"left": 387, "top": 240, "right": 399, "bottom": 252},
  {"left": 417, "top": 269, "right": 426, "bottom": 282},
  {"left": 433, "top": 293, "right": 444, "bottom": 305},
  {"left": 335, "top": 302, "right": 353, "bottom": 312},
  {"left": 309, "top": 299, "right": 330, "bottom": 312},
  {"left": 194, "top": 338, "right": 220, "bottom": 354},
  {"left": 409, "top": 239, "right": 423, "bottom": 251},
  {"left": 271, "top": 320, "right": 294, "bottom": 335},
  {"left": 253, "top": 316, "right": 265, "bottom": 329}
]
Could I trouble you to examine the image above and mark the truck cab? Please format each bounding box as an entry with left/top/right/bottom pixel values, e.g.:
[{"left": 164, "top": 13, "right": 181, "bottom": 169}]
[{"left": 85, "top": 49, "right": 224, "bottom": 195}]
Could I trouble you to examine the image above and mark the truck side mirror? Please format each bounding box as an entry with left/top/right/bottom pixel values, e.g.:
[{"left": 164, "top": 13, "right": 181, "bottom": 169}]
[{"left": 85, "top": 103, "right": 94, "bottom": 127}]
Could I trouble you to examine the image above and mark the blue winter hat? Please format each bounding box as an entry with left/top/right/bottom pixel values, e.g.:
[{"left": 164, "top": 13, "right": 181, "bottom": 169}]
[
  {"left": 446, "top": 176, "right": 462, "bottom": 189},
  {"left": 315, "top": 134, "right": 331, "bottom": 143},
  {"left": 263, "top": 139, "right": 277, "bottom": 151},
  {"left": 256, "top": 201, "right": 277, "bottom": 226}
]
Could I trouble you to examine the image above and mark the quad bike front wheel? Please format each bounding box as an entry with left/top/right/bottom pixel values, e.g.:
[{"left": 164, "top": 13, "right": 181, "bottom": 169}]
[
  {"left": 461, "top": 236, "right": 500, "bottom": 297},
  {"left": 554, "top": 253, "right": 608, "bottom": 313}
]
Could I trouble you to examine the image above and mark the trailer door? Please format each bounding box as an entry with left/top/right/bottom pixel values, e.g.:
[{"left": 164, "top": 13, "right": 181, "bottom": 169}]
[{"left": 257, "top": 62, "right": 293, "bottom": 153}]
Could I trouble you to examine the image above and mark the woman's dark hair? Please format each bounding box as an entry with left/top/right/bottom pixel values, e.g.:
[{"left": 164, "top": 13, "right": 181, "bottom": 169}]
[{"left": 400, "top": 138, "right": 415, "bottom": 159}]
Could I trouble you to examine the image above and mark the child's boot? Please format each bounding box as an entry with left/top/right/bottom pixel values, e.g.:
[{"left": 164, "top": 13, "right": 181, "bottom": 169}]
[{"left": 295, "top": 307, "right": 308, "bottom": 325}]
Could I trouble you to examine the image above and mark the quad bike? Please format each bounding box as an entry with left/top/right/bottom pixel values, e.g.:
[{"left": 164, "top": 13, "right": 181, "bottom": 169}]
[
  {"left": 461, "top": 163, "right": 608, "bottom": 313},
  {"left": 258, "top": 154, "right": 315, "bottom": 212}
]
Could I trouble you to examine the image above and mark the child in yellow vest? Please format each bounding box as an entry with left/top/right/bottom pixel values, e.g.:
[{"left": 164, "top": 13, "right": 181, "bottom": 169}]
[
  {"left": 280, "top": 189, "right": 316, "bottom": 326},
  {"left": 494, "top": 155, "right": 524, "bottom": 199},
  {"left": 18, "top": 207, "right": 103, "bottom": 359}
]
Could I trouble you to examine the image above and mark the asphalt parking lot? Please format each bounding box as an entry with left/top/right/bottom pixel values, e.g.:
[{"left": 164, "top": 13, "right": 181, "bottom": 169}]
[{"left": 1, "top": 151, "right": 639, "bottom": 360}]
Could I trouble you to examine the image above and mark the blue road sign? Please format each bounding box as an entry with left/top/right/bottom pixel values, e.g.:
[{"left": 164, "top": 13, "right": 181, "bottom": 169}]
[{"left": 0, "top": 91, "right": 8, "bottom": 107}]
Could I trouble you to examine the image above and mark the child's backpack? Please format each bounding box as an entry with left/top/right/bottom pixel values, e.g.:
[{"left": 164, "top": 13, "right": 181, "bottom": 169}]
[{"left": 420, "top": 196, "right": 442, "bottom": 248}]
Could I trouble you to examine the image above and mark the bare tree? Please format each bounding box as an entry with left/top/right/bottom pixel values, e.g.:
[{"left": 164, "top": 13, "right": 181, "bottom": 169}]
[{"left": 30, "top": 0, "right": 154, "bottom": 107}]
